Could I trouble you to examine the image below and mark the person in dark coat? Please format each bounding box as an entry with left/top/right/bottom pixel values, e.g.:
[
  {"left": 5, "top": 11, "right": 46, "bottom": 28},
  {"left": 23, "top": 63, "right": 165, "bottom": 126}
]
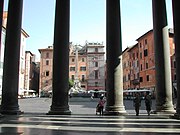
[
  {"left": 145, "top": 92, "right": 152, "bottom": 116},
  {"left": 133, "top": 93, "right": 141, "bottom": 116}
]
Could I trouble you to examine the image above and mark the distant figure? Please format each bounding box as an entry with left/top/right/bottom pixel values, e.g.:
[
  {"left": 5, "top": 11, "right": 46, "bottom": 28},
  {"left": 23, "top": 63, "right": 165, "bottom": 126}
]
[
  {"left": 133, "top": 93, "right": 141, "bottom": 116},
  {"left": 98, "top": 96, "right": 106, "bottom": 115},
  {"left": 145, "top": 93, "right": 152, "bottom": 116}
]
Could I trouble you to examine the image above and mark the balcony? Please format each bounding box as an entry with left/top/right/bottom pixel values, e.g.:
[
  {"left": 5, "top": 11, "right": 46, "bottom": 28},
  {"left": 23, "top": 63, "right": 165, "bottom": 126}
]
[{"left": 131, "top": 79, "right": 140, "bottom": 85}]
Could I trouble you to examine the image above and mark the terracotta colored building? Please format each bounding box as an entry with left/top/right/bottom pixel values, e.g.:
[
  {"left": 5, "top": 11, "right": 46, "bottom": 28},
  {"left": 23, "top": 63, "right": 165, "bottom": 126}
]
[
  {"left": 128, "top": 43, "right": 140, "bottom": 89},
  {"left": 69, "top": 44, "right": 88, "bottom": 90},
  {"left": 122, "top": 47, "right": 131, "bottom": 90},
  {"left": 123, "top": 29, "right": 175, "bottom": 91},
  {"left": 38, "top": 46, "right": 53, "bottom": 95},
  {"left": 137, "top": 30, "right": 156, "bottom": 90}
]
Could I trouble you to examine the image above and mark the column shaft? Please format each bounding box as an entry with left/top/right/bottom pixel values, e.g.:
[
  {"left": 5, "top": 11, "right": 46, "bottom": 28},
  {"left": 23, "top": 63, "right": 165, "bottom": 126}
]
[
  {"left": 48, "top": 0, "right": 71, "bottom": 115},
  {"left": 152, "top": 0, "right": 175, "bottom": 114},
  {"left": 0, "top": 0, "right": 23, "bottom": 114},
  {"left": 172, "top": 0, "right": 180, "bottom": 117},
  {"left": 105, "top": 0, "right": 127, "bottom": 115}
]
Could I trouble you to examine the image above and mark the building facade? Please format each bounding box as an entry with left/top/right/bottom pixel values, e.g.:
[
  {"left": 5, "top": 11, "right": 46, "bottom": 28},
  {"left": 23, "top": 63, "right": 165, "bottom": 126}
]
[
  {"left": 38, "top": 42, "right": 106, "bottom": 95},
  {"left": 122, "top": 47, "right": 131, "bottom": 90},
  {"left": 129, "top": 43, "right": 140, "bottom": 89},
  {"left": 24, "top": 51, "right": 39, "bottom": 94},
  {"left": 69, "top": 44, "right": 88, "bottom": 90},
  {"left": 0, "top": 12, "right": 29, "bottom": 96},
  {"left": 137, "top": 30, "right": 156, "bottom": 90},
  {"left": 38, "top": 46, "right": 53, "bottom": 95},
  {"left": 86, "top": 42, "right": 105, "bottom": 91},
  {"left": 123, "top": 29, "right": 175, "bottom": 91}
]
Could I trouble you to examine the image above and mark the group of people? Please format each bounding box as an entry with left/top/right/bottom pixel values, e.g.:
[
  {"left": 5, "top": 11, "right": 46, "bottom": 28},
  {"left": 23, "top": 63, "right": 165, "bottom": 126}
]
[
  {"left": 96, "top": 92, "right": 152, "bottom": 116},
  {"left": 133, "top": 92, "right": 152, "bottom": 116}
]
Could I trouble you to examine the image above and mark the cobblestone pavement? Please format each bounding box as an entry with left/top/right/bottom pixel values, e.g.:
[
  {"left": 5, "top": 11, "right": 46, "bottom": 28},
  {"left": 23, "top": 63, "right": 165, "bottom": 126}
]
[{"left": 0, "top": 98, "right": 179, "bottom": 135}]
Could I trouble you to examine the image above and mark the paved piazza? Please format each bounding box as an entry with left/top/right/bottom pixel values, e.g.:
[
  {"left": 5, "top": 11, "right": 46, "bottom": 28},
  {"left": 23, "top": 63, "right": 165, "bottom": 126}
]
[{"left": 0, "top": 98, "right": 179, "bottom": 135}]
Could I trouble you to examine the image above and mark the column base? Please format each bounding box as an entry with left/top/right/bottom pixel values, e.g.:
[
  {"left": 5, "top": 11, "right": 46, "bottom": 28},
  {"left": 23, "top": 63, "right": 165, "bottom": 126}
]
[
  {"left": 47, "top": 110, "right": 71, "bottom": 115},
  {"left": 152, "top": 109, "right": 176, "bottom": 114},
  {"left": 153, "top": 103, "right": 176, "bottom": 114},
  {"left": 105, "top": 105, "right": 127, "bottom": 116},
  {"left": 0, "top": 110, "right": 24, "bottom": 115},
  {"left": 47, "top": 105, "right": 71, "bottom": 115}
]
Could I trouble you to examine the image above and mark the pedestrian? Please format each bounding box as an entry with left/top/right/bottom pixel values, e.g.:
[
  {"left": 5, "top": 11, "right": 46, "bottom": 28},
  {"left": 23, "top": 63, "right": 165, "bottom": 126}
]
[
  {"left": 145, "top": 92, "right": 152, "bottom": 116},
  {"left": 98, "top": 96, "right": 106, "bottom": 115},
  {"left": 133, "top": 93, "right": 141, "bottom": 116}
]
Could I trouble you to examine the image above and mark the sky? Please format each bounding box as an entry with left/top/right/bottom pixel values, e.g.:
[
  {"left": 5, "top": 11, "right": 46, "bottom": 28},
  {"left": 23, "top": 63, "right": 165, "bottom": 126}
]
[{"left": 4, "top": 0, "right": 173, "bottom": 61}]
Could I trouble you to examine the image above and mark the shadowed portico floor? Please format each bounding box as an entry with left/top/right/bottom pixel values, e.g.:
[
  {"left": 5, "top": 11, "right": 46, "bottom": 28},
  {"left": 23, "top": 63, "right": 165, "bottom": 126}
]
[{"left": 0, "top": 98, "right": 179, "bottom": 135}]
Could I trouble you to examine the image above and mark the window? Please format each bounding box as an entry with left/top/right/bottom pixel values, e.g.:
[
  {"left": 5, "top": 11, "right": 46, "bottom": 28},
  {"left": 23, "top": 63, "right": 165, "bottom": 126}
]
[
  {"left": 46, "top": 71, "right": 49, "bottom": 76},
  {"left": 133, "top": 53, "right": 135, "bottom": 59},
  {"left": 140, "top": 77, "right": 143, "bottom": 82},
  {"left": 139, "top": 43, "right": 142, "bottom": 48},
  {"left": 141, "top": 64, "right": 143, "bottom": 71},
  {"left": 82, "top": 75, "right": 85, "bottom": 82},
  {"left": 70, "top": 67, "right": 75, "bottom": 71},
  {"left": 128, "top": 74, "right": 130, "bottom": 80},
  {"left": 95, "top": 62, "right": 98, "bottom": 67},
  {"left": 46, "top": 60, "right": 49, "bottom": 65},
  {"left": 72, "top": 58, "right": 75, "bottom": 62},
  {"left": 95, "top": 48, "right": 98, "bottom": 52},
  {"left": 95, "top": 71, "right": 98, "bottom": 79},
  {"left": 140, "top": 52, "right": 142, "bottom": 59},
  {"left": 137, "top": 61, "right": 139, "bottom": 67},
  {"left": 147, "top": 75, "right": 149, "bottom": 81},
  {"left": 144, "top": 49, "right": 148, "bottom": 57},
  {"left": 80, "top": 66, "right": 86, "bottom": 71},
  {"left": 146, "top": 62, "right": 148, "bottom": 69},
  {"left": 46, "top": 53, "right": 49, "bottom": 58},
  {"left": 71, "top": 75, "right": 74, "bottom": 80},
  {"left": 82, "top": 58, "right": 85, "bottom": 62},
  {"left": 145, "top": 39, "right": 147, "bottom": 45}
]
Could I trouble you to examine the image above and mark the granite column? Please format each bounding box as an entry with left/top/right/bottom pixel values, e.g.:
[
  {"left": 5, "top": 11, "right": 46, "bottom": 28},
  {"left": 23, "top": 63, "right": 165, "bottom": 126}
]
[
  {"left": 48, "top": 0, "right": 71, "bottom": 115},
  {"left": 105, "top": 0, "right": 127, "bottom": 115},
  {"left": 0, "top": 0, "right": 23, "bottom": 114},
  {"left": 152, "top": 0, "right": 175, "bottom": 114}
]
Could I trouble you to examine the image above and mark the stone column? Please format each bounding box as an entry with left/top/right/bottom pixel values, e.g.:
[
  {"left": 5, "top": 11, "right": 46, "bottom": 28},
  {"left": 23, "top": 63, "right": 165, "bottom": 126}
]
[
  {"left": 152, "top": 0, "right": 175, "bottom": 114},
  {"left": 48, "top": 0, "right": 71, "bottom": 115},
  {"left": 172, "top": 0, "right": 180, "bottom": 118},
  {"left": 0, "top": 0, "right": 23, "bottom": 114},
  {"left": 105, "top": 0, "right": 127, "bottom": 115}
]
